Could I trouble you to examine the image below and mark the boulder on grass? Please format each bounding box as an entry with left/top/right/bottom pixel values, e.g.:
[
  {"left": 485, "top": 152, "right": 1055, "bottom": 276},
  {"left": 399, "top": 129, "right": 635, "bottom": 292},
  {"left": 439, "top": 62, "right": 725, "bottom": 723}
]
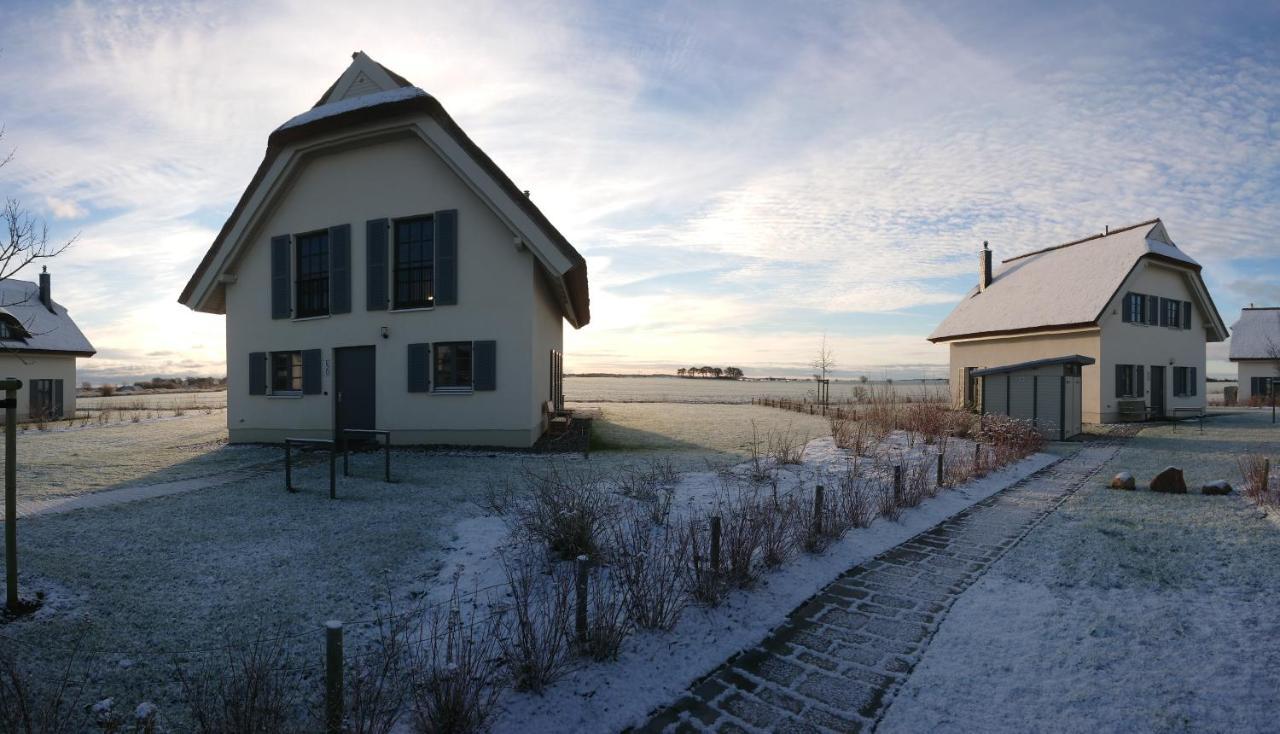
[
  {"left": 1109, "top": 472, "right": 1136, "bottom": 490},
  {"left": 1201, "top": 480, "right": 1233, "bottom": 496},
  {"left": 1150, "top": 467, "right": 1187, "bottom": 494}
]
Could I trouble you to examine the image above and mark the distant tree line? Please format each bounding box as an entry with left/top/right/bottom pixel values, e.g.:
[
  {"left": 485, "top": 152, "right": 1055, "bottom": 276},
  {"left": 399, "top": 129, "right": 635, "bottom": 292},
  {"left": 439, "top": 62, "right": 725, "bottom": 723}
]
[{"left": 677, "top": 366, "right": 744, "bottom": 379}]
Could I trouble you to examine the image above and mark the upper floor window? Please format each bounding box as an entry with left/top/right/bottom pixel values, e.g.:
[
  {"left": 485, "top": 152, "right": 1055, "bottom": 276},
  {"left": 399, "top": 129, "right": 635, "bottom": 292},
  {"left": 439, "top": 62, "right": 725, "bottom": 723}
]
[
  {"left": 0, "top": 321, "right": 12, "bottom": 339},
  {"left": 1126, "top": 293, "right": 1146, "bottom": 323},
  {"left": 1164, "top": 298, "right": 1181, "bottom": 328},
  {"left": 433, "top": 341, "right": 473, "bottom": 391},
  {"left": 271, "top": 350, "right": 303, "bottom": 394},
  {"left": 394, "top": 217, "right": 434, "bottom": 309},
  {"left": 295, "top": 231, "right": 330, "bottom": 318}
]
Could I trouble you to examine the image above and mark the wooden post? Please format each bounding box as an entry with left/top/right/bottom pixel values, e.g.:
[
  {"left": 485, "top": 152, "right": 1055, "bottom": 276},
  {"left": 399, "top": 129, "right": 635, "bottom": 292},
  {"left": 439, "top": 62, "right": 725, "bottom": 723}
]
[
  {"left": 1265, "top": 459, "right": 1271, "bottom": 494},
  {"left": 812, "top": 485, "right": 824, "bottom": 537},
  {"left": 974, "top": 442, "right": 981, "bottom": 471},
  {"left": 325, "top": 620, "right": 343, "bottom": 734},
  {"left": 284, "top": 440, "right": 293, "bottom": 493},
  {"left": 575, "top": 555, "right": 589, "bottom": 644},
  {"left": 936, "top": 452, "right": 944, "bottom": 487},
  {"left": 710, "top": 516, "right": 722, "bottom": 572},
  {"left": 3, "top": 378, "right": 20, "bottom": 610},
  {"left": 893, "top": 466, "right": 902, "bottom": 498}
]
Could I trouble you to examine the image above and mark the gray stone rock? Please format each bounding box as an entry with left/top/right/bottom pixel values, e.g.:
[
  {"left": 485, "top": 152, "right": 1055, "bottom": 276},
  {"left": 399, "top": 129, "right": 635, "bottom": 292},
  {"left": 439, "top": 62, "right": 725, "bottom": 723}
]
[
  {"left": 1150, "top": 467, "right": 1187, "bottom": 494},
  {"left": 1109, "top": 472, "right": 1136, "bottom": 490},
  {"left": 1201, "top": 480, "right": 1233, "bottom": 495}
]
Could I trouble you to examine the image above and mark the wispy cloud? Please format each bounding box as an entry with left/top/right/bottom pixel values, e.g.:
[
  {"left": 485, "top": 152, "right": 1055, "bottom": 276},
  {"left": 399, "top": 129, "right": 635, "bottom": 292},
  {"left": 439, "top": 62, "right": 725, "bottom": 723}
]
[{"left": 0, "top": 0, "right": 1276, "bottom": 380}]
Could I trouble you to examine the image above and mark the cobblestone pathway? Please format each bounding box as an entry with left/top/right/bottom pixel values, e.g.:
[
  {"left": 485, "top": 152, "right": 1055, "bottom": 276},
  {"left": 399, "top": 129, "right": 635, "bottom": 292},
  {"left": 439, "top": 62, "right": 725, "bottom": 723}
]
[{"left": 638, "top": 438, "right": 1128, "bottom": 733}]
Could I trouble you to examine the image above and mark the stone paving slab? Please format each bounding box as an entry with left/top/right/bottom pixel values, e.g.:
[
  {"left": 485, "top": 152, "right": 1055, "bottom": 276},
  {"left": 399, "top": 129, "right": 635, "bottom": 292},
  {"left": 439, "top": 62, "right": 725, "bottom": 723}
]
[{"left": 637, "top": 438, "right": 1128, "bottom": 733}]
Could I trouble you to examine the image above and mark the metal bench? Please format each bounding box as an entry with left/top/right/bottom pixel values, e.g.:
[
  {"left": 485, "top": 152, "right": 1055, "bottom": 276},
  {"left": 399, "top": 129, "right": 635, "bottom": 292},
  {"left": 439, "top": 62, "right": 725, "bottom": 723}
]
[
  {"left": 1170, "top": 406, "right": 1204, "bottom": 432},
  {"left": 340, "top": 429, "right": 392, "bottom": 482},
  {"left": 284, "top": 438, "right": 337, "bottom": 498}
]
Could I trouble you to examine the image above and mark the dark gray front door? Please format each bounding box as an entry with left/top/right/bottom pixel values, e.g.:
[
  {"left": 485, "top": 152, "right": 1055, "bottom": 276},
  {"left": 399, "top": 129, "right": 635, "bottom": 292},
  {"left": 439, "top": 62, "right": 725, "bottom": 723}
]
[
  {"left": 1150, "top": 366, "right": 1165, "bottom": 418},
  {"left": 335, "top": 346, "right": 376, "bottom": 436}
]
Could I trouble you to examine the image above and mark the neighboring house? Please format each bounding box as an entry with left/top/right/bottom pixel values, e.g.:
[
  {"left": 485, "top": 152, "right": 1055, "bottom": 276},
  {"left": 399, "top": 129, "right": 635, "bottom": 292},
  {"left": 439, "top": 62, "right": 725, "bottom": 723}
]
[
  {"left": 0, "top": 269, "right": 96, "bottom": 420},
  {"left": 929, "top": 219, "right": 1228, "bottom": 425},
  {"left": 179, "top": 52, "right": 589, "bottom": 447},
  {"left": 1228, "top": 307, "right": 1280, "bottom": 402}
]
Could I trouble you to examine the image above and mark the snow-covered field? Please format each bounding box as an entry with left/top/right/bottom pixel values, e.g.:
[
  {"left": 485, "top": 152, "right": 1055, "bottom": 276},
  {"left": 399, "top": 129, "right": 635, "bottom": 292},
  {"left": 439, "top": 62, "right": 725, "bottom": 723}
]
[{"left": 879, "top": 409, "right": 1280, "bottom": 733}]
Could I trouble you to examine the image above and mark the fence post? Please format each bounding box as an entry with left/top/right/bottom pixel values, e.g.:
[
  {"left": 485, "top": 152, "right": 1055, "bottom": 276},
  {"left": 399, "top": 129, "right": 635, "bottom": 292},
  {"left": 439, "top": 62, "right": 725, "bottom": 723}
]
[
  {"left": 710, "top": 516, "right": 722, "bottom": 572},
  {"left": 974, "top": 443, "right": 981, "bottom": 471},
  {"left": 329, "top": 443, "right": 337, "bottom": 500},
  {"left": 342, "top": 432, "right": 350, "bottom": 477},
  {"left": 384, "top": 434, "right": 391, "bottom": 482},
  {"left": 284, "top": 440, "right": 293, "bottom": 493},
  {"left": 1265, "top": 459, "right": 1272, "bottom": 494},
  {"left": 812, "top": 485, "right": 824, "bottom": 537},
  {"left": 893, "top": 466, "right": 902, "bottom": 498},
  {"left": 325, "top": 620, "right": 343, "bottom": 734},
  {"left": 3, "top": 378, "right": 19, "bottom": 610},
  {"left": 936, "top": 452, "right": 944, "bottom": 487},
  {"left": 575, "top": 555, "right": 589, "bottom": 644}
]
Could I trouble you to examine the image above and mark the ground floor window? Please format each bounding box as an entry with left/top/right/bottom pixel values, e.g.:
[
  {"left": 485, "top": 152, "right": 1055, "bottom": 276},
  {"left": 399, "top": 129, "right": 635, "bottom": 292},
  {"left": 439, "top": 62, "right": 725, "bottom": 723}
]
[
  {"left": 1173, "top": 366, "right": 1197, "bottom": 397},
  {"left": 1115, "top": 364, "right": 1143, "bottom": 398},
  {"left": 433, "top": 342, "right": 473, "bottom": 391},
  {"left": 29, "top": 378, "right": 64, "bottom": 419},
  {"left": 1251, "top": 376, "right": 1277, "bottom": 398},
  {"left": 271, "top": 351, "right": 303, "bottom": 394}
]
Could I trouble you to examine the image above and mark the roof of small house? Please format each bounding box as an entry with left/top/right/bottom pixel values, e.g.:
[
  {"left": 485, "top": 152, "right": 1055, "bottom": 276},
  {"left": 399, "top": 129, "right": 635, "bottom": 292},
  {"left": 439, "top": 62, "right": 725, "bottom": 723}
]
[
  {"left": 929, "top": 219, "right": 1227, "bottom": 342},
  {"left": 0, "top": 278, "right": 95, "bottom": 356},
  {"left": 971, "top": 354, "right": 1096, "bottom": 377},
  {"left": 179, "top": 52, "right": 590, "bottom": 327},
  {"left": 1229, "top": 308, "right": 1280, "bottom": 360}
]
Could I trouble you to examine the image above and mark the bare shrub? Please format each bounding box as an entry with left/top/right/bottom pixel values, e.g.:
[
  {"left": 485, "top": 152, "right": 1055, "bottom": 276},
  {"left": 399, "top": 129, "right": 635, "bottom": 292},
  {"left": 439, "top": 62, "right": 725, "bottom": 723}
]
[
  {"left": 498, "top": 557, "right": 576, "bottom": 693},
  {"left": 745, "top": 422, "right": 774, "bottom": 482},
  {"left": 614, "top": 462, "right": 678, "bottom": 525},
  {"left": 581, "top": 568, "right": 631, "bottom": 662},
  {"left": 682, "top": 512, "right": 726, "bottom": 606},
  {"left": 829, "top": 417, "right": 854, "bottom": 450},
  {"left": 407, "top": 593, "right": 504, "bottom": 734},
  {"left": 834, "top": 466, "right": 877, "bottom": 529},
  {"left": 98, "top": 384, "right": 115, "bottom": 397},
  {"left": 0, "top": 641, "right": 83, "bottom": 734},
  {"left": 876, "top": 481, "right": 902, "bottom": 521},
  {"left": 510, "top": 464, "right": 615, "bottom": 560},
  {"left": 716, "top": 481, "right": 766, "bottom": 589},
  {"left": 978, "top": 415, "right": 1044, "bottom": 466},
  {"left": 341, "top": 606, "right": 413, "bottom": 734},
  {"left": 766, "top": 425, "right": 808, "bottom": 465},
  {"left": 1238, "top": 455, "right": 1275, "bottom": 505},
  {"left": 606, "top": 510, "right": 689, "bottom": 631},
  {"left": 175, "top": 635, "right": 301, "bottom": 734},
  {"left": 757, "top": 483, "right": 800, "bottom": 569}
]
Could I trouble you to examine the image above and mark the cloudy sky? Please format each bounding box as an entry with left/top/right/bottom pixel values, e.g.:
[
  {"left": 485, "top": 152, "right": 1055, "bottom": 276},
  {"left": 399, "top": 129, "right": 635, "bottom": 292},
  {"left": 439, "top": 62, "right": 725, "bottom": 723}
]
[{"left": 1, "top": 0, "right": 1277, "bottom": 382}]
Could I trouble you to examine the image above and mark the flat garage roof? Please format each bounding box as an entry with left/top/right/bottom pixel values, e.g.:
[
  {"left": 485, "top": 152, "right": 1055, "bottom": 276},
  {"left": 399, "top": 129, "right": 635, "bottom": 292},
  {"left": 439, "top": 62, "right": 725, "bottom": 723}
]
[{"left": 971, "top": 354, "right": 1096, "bottom": 377}]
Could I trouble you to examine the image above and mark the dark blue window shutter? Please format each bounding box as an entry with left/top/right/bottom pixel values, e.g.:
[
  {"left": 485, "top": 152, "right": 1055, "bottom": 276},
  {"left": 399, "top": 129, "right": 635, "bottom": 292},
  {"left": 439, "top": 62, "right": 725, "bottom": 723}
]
[
  {"left": 302, "top": 349, "right": 322, "bottom": 395},
  {"left": 408, "top": 343, "right": 430, "bottom": 392},
  {"left": 271, "top": 235, "right": 291, "bottom": 319},
  {"left": 1182, "top": 301, "right": 1191, "bottom": 330},
  {"left": 1115, "top": 365, "right": 1125, "bottom": 398},
  {"left": 1157, "top": 297, "right": 1167, "bottom": 327},
  {"left": 329, "top": 224, "right": 351, "bottom": 314},
  {"left": 1190, "top": 367, "right": 1197, "bottom": 396},
  {"left": 1122, "top": 293, "right": 1133, "bottom": 322},
  {"left": 249, "top": 352, "right": 267, "bottom": 395},
  {"left": 54, "top": 379, "right": 64, "bottom": 418},
  {"left": 1136, "top": 366, "right": 1144, "bottom": 397},
  {"left": 366, "top": 219, "right": 388, "bottom": 311},
  {"left": 434, "top": 209, "right": 458, "bottom": 305},
  {"left": 1146, "top": 295, "right": 1158, "bottom": 325},
  {"left": 474, "top": 340, "right": 496, "bottom": 391}
]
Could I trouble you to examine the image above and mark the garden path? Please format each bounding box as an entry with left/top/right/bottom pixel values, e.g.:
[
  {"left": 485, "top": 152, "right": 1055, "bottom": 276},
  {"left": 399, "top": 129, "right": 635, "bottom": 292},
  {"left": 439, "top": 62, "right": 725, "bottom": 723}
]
[{"left": 638, "top": 433, "right": 1131, "bottom": 733}]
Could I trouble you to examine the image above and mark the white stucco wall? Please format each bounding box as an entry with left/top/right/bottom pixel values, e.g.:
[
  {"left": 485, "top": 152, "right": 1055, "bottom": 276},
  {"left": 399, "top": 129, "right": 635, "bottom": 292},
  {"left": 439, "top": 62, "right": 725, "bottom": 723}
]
[
  {"left": 947, "top": 330, "right": 1102, "bottom": 420},
  {"left": 1237, "top": 360, "right": 1280, "bottom": 400},
  {"left": 223, "top": 133, "right": 563, "bottom": 446},
  {"left": 0, "top": 353, "right": 78, "bottom": 420},
  {"left": 1097, "top": 260, "right": 1208, "bottom": 420}
]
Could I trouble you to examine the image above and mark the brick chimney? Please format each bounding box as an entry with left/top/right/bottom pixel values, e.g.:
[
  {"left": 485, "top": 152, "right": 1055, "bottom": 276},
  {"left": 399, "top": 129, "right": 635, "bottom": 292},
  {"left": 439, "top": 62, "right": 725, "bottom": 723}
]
[
  {"left": 39, "top": 266, "right": 54, "bottom": 313},
  {"left": 979, "top": 241, "right": 993, "bottom": 292}
]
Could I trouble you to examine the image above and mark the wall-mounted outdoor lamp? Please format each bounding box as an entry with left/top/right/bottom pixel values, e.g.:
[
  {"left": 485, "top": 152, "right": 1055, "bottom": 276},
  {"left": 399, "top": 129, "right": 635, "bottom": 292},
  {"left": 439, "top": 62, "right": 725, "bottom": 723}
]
[{"left": 381, "top": 327, "right": 389, "bottom": 340}]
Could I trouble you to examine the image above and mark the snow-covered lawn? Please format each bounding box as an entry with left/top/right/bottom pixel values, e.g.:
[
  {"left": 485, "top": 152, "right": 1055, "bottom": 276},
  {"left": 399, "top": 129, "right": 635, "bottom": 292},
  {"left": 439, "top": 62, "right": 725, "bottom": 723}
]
[
  {"left": 2, "top": 401, "right": 1053, "bottom": 729},
  {"left": 3, "top": 410, "right": 277, "bottom": 503},
  {"left": 879, "top": 410, "right": 1280, "bottom": 733}
]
